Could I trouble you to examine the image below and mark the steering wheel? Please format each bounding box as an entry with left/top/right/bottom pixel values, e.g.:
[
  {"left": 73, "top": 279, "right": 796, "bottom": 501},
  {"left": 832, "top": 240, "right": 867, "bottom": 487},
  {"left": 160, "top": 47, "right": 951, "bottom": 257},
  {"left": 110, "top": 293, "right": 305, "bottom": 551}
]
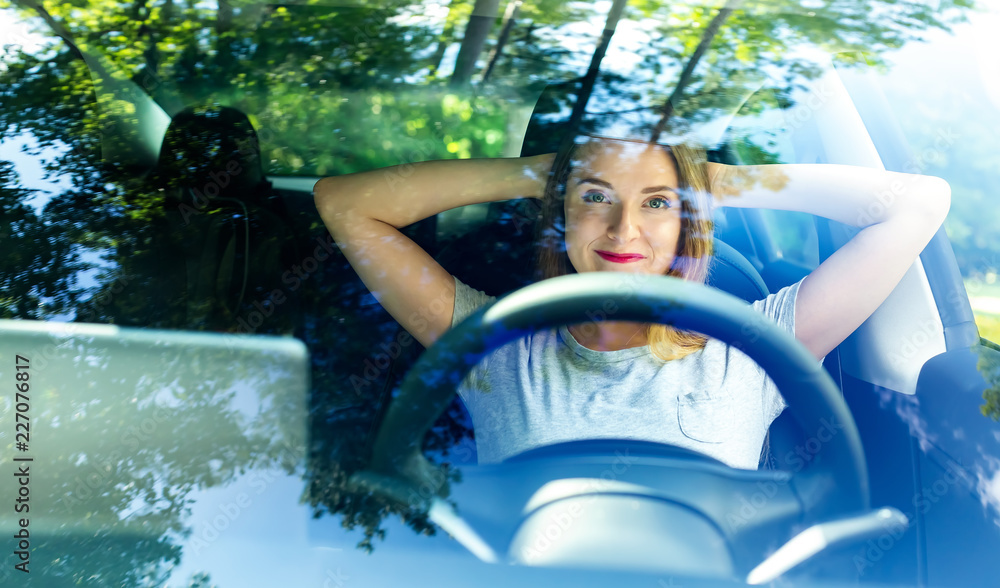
[{"left": 354, "top": 272, "right": 869, "bottom": 556}]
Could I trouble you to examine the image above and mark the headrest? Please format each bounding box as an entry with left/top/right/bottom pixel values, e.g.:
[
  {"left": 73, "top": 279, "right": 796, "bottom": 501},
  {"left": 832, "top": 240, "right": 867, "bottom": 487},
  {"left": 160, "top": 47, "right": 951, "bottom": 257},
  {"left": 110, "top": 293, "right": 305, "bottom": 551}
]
[
  {"left": 707, "top": 238, "right": 768, "bottom": 303},
  {"left": 152, "top": 104, "right": 267, "bottom": 202}
]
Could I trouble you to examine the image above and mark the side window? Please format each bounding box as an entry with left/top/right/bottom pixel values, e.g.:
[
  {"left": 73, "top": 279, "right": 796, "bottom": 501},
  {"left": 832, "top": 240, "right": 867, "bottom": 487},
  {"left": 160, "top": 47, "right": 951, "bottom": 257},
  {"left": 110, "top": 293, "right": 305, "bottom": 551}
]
[
  {"left": 758, "top": 209, "right": 820, "bottom": 270},
  {"left": 963, "top": 265, "right": 1000, "bottom": 345}
]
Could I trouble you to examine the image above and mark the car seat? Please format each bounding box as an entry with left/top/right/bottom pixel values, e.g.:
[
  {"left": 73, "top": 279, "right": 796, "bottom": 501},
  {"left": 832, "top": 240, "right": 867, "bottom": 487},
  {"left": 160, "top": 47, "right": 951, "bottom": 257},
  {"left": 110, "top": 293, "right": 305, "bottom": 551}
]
[
  {"left": 143, "top": 104, "right": 301, "bottom": 333},
  {"left": 367, "top": 86, "right": 836, "bottom": 468},
  {"left": 506, "top": 83, "right": 831, "bottom": 470}
]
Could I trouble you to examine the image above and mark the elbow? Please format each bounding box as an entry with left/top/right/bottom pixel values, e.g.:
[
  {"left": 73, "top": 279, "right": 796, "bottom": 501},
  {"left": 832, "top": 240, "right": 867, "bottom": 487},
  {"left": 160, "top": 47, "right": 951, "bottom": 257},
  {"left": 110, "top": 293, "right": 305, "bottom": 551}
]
[
  {"left": 919, "top": 176, "right": 952, "bottom": 223},
  {"left": 313, "top": 177, "right": 336, "bottom": 212},
  {"left": 313, "top": 177, "right": 349, "bottom": 221},
  {"left": 313, "top": 177, "right": 351, "bottom": 231}
]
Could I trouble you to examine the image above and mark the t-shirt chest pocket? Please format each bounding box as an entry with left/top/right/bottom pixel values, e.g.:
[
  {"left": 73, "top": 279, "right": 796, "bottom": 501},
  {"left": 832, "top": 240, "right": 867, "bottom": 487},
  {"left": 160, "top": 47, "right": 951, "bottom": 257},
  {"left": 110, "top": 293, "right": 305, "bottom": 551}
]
[{"left": 677, "top": 390, "right": 736, "bottom": 444}]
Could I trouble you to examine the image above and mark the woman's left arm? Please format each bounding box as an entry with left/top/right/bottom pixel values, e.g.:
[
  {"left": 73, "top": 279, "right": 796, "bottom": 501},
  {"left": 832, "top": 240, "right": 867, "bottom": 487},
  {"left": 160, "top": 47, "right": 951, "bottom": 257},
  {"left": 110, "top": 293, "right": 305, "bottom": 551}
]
[{"left": 707, "top": 162, "right": 952, "bottom": 361}]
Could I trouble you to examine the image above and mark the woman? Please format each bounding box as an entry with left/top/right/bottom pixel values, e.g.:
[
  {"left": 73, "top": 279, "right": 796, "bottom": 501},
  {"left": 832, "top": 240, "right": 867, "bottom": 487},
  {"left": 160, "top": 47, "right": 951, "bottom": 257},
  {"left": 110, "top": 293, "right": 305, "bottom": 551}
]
[{"left": 313, "top": 134, "right": 951, "bottom": 470}]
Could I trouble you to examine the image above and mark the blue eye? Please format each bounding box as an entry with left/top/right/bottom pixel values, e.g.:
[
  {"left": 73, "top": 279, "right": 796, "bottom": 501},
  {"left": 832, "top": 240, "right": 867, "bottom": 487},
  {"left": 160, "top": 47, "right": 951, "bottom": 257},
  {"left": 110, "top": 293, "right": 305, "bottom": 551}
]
[
  {"left": 582, "top": 191, "right": 609, "bottom": 204},
  {"left": 648, "top": 197, "right": 673, "bottom": 209}
]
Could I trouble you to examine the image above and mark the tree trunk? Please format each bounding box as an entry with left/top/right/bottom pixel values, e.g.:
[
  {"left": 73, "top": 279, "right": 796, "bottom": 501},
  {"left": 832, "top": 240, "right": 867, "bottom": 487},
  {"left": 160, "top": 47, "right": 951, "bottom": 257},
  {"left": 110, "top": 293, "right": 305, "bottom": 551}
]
[
  {"left": 651, "top": 0, "right": 743, "bottom": 142},
  {"left": 480, "top": 0, "right": 522, "bottom": 84},
  {"left": 449, "top": 0, "right": 502, "bottom": 88},
  {"left": 562, "top": 0, "right": 629, "bottom": 141},
  {"left": 215, "top": 0, "right": 236, "bottom": 72},
  {"left": 427, "top": 0, "right": 461, "bottom": 77}
]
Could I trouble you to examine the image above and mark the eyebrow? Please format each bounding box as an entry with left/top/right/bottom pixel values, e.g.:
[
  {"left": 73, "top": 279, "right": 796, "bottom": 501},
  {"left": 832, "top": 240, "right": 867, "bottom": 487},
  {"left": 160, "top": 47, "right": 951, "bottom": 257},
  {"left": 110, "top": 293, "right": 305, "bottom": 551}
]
[{"left": 577, "top": 177, "right": 679, "bottom": 196}]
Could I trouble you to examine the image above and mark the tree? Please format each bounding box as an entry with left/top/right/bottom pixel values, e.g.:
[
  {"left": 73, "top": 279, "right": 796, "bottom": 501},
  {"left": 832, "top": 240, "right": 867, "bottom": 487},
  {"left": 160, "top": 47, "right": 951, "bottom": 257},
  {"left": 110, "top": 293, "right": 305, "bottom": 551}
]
[
  {"left": 979, "top": 346, "right": 1000, "bottom": 421},
  {"left": 0, "top": 161, "right": 85, "bottom": 319},
  {"left": 449, "top": 0, "right": 501, "bottom": 87},
  {"left": 0, "top": 0, "right": 981, "bottom": 561},
  {"left": 0, "top": 327, "right": 304, "bottom": 584}
]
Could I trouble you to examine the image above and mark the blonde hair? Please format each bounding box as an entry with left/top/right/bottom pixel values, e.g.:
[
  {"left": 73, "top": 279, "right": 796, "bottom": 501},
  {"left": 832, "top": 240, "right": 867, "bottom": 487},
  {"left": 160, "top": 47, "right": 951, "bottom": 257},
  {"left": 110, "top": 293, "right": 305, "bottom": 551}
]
[{"left": 532, "top": 137, "right": 716, "bottom": 362}]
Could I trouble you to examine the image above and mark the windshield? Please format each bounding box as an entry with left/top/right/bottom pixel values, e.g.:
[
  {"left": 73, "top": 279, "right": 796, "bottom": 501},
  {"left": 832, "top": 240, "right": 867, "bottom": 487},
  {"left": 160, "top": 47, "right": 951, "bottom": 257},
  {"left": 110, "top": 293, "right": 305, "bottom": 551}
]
[{"left": 1, "top": 0, "right": 998, "bottom": 586}]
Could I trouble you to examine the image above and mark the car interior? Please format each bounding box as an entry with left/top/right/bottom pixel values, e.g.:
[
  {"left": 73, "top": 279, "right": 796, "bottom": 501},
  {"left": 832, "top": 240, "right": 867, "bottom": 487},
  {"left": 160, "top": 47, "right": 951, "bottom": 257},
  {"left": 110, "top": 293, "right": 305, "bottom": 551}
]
[
  {"left": 117, "top": 60, "right": 949, "bottom": 483},
  {"left": 115, "top": 105, "right": 304, "bottom": 333},
  {"left": 330, "top": 64, "right": 1000, "bottom": 583},
  {"left": 4, "top": 2, "right": 999, "bottom": 585},
  {"left": 340, "top": 79, "right": 838, "bottom": 472}
]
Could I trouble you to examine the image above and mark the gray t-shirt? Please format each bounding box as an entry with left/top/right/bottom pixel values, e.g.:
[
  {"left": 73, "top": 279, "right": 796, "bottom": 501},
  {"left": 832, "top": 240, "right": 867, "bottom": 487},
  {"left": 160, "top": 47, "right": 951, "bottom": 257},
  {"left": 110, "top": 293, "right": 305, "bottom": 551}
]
[{"left": 451, "top": 275, "right": 822, "bottom": 470}]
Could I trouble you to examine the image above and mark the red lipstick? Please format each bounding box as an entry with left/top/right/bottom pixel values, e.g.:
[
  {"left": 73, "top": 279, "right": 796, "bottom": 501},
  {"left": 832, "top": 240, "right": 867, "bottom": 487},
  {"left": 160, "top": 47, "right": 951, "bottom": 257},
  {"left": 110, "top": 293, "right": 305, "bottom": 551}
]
[{"left": 596, "top": 250, "right": 645, "bottom": 263}]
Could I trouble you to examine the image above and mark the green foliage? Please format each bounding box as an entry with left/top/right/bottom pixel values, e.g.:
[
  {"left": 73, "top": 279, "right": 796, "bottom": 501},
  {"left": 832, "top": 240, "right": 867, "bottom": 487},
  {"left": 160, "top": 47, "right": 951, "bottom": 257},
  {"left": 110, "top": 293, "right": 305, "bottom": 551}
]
[
  {"left": 0, "top": 160, "right": 86, "bottom": 318},
  {"left": 975, "top": 312, "right": 1000, "bottom": 348},
  {"left": 0, "top": 0, "right": 983, "bottom": 568},
  {"left": 0, "top": 335, "right": 304, "bottom": 585},
  {"left": 977, "top": 336, "right": 1000, "bottom": 421}
]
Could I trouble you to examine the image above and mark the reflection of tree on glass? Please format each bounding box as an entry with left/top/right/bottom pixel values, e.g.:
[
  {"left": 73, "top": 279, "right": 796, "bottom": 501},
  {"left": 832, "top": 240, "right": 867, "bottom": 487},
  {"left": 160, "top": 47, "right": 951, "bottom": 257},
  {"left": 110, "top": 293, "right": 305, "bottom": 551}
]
[
  {"left": 0, "top": 329, "right": 305, "bottom": 585},
  {"left": 978, "top": 344, "right": 1000, "bottom": 421},
  {"left": 314, "top": 132, "right": 951, "bottom": 468},
  {"left": 0, "top": 0, "right": 975, "bottom": 563}
]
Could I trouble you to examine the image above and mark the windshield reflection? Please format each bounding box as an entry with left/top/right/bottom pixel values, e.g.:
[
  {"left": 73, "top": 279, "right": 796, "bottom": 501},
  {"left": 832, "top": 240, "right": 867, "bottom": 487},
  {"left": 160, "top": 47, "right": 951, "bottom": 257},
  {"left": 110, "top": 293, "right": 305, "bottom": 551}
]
[
  {"left": 0, "top": 322, "right": 306, "bottom": 585},
  {"left": 1, "top": 0, "right": 998, "bottom": 585}
]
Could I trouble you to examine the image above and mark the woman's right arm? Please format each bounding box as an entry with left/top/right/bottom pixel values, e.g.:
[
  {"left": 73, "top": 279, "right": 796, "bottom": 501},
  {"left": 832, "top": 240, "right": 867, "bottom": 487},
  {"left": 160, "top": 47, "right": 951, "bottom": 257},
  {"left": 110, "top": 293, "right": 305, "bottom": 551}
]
[{"left": 313, "top": 154, "right": 554, "bottom": 348}]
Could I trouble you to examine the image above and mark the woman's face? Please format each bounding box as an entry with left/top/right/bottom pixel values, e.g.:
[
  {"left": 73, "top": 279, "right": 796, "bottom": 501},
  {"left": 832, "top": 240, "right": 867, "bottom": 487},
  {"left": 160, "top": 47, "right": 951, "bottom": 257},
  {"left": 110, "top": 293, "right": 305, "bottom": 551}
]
[{"left": 563, "top": 139, "right": 683, "bottom": 275}]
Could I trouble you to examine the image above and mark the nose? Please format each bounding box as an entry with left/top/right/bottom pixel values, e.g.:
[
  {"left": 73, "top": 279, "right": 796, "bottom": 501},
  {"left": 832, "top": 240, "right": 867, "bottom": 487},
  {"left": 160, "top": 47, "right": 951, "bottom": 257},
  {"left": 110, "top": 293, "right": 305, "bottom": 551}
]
[{"left": 607, "top": 204, "right": 640, "bottom": 243}]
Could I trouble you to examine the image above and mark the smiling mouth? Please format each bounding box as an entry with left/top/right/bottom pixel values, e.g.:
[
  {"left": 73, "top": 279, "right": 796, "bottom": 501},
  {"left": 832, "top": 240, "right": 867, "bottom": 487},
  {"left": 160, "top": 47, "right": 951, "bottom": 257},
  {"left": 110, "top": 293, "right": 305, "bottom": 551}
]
[{"left": 595, "top": 250, "right": 645, "bottom": 263}]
